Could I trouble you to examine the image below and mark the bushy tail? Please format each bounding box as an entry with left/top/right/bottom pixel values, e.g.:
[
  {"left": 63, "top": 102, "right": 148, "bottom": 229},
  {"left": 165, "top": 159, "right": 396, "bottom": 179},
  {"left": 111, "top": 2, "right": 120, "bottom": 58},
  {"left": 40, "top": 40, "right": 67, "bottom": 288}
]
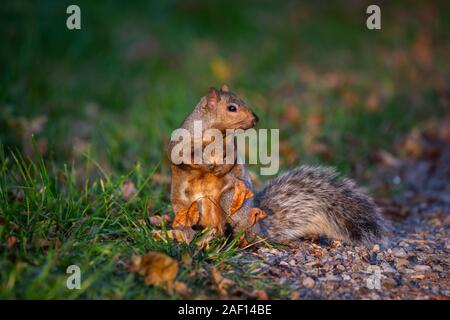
[{"left": 252, "top": 165, "right": 387, "bottom": 245}]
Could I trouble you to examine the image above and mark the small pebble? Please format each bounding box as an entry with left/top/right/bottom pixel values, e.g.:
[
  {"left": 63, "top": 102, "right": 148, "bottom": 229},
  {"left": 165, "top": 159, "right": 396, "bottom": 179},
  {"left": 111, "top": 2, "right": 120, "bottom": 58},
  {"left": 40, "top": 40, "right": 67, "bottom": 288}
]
[
  {"left": 414, "top": 265, "right": 431, "bottom": 272},
  {"left": 395, "top": 259, "right": 409, "bottom": 267},
  {"left": 336, "top": 264, "right": 346, "bottom": 271},
  {"left": 302, "top": 277, "right": 315, "bottom": 288},
  {"left": 392, "top": 248, "right": 408, "bottom": 258}
]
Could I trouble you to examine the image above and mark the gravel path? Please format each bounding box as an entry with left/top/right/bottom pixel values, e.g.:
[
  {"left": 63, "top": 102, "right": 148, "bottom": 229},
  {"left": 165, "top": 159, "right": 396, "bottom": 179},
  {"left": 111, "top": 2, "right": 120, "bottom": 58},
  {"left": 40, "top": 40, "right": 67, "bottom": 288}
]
[{"left": 234, "top": 124, "right": 450, "bottom": 299}]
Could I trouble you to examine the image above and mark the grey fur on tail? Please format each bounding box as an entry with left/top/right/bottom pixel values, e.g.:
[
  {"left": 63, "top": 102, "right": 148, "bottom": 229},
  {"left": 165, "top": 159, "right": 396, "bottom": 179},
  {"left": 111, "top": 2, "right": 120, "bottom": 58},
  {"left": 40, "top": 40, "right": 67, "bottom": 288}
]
[{"left": 253, "top": 165, "right": 387, "bottom": 245}]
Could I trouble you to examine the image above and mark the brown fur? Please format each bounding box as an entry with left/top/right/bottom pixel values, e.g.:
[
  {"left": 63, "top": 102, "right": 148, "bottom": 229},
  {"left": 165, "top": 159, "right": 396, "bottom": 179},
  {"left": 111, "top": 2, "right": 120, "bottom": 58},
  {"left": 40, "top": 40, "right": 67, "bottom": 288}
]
[{"left": 168, "top": 87, "right": 257, "bottom": 235}]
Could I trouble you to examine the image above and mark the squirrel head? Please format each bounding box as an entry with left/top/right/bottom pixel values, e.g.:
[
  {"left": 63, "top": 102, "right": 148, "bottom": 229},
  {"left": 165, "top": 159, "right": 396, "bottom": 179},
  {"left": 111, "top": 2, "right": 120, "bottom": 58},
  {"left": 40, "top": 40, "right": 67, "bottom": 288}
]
[{"left": 201, "top": 85, "right": 258, "bottom": 132}]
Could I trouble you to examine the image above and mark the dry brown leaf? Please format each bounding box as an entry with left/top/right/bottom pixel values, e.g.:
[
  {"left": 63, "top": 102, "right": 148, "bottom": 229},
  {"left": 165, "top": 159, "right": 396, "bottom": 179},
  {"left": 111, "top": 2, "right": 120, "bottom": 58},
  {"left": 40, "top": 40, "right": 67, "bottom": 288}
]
[
  {"left": 412, "top": 31, "right": 432, "bottom": 68},
  {"left": 238, "top": 234, "right": 249, "bottom": 248},
  {"left": 149, "top": 214, "right": 172, "bottom": 227},
  {"left": 230, "top": 180, "right": 253, "bottom": 214},
  {"left": 331, "top": 240, "right": 343, "bottom": 248},
  {"left": 211, "top": 266, "right": 234, "bottom": 297},
  {"left": 172, "top": 201, "right": 200, "bottom": 228},
  {"left": 0, "top": 216, "right": 4, "bottom": 225},
  {"left": 307, "top": 111, "right": 324, "bottom": 130},
  {"left": 173, "top": 281, "right": 192, "bottom": 297},
  {"left": 280, "top": 104, "right": 302, "bottom": 129},
  {"left": 250, "top": 289, "right": 269, "bottom": 300},
  {"left": 402, "top": 130, "right": 423, "bottom": 158},
  {"left": 152, "top": 227, "right": 196, "bottom": 245},
  {"left": 248, "top": 208, "right": 267, "bottom": 228},
  {"left": 131, "top": 251, "right": 178, "bottom": 290},
  {"left": 121, "top": 180, "right": 137, "bottom": 201},
  {"left": 365, "top": 92, "right": 381, "bottom": 112},
  {"left": 279, "top": 141, "right": 300, "bottom": 166},
  {"left": 373, "top": 150, "right": 401, "bottom": 167}
]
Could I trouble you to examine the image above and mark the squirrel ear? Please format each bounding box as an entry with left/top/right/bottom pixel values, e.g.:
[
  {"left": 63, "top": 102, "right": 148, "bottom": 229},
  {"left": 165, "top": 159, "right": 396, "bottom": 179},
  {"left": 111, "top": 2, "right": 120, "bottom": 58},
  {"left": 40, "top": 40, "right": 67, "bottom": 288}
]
[
  {"left": 220, "top": 84, "right": 229, "bottom": 92},
  {"left": 207, "top": 87, "right": 219, "bottom": 108}
]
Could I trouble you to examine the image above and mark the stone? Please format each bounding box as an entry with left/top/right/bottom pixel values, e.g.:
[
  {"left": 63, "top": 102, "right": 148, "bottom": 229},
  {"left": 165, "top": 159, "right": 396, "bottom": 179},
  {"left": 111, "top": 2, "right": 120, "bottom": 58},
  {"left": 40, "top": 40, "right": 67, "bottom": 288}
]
[
  {"left": 302, "top": 277, "right": 315, "bottom": 288},
  {"left": 392, "top": 248, "right": 408, "bottom": 258},
  {"left": 381, "top": 262, "right": 397, "bottom": 273},
  {"left": 395, "top": 259, "right": 409, "bottom": 267},
  {"left": 336, "top": 264, "right": 346, "bottom": 271},
  {"left": 414, "top": 265, "right": 431, "bottom": 272}
]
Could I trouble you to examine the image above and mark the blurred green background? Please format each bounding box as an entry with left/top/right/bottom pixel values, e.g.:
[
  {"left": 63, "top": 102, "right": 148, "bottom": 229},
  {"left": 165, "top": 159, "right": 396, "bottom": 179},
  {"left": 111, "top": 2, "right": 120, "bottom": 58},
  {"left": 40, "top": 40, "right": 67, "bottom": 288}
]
[
  {"left": 0, "top": 0, "right": 449, "bottom": 299},
  {"left": 2, "top": 0, "right": 448, "bottom": 173}
]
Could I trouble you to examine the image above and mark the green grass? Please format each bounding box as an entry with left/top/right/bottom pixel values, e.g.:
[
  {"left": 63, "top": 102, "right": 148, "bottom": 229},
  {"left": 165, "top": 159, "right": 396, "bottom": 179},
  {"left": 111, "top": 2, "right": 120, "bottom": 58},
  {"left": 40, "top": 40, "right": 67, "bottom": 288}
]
[
  {"left": 0, "top": 146, "right": 285, "bottom": 299},
  {"left": 0, "top": 0, "right": 449, "bottom": 298}
]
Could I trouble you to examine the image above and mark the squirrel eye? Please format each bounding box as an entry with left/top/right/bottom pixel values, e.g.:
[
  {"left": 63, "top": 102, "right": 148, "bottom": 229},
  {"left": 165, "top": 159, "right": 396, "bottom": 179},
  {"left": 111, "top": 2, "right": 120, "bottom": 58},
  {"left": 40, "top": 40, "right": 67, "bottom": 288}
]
[{"left": 227, "top": 104, "right": 237, "bottom": 112}]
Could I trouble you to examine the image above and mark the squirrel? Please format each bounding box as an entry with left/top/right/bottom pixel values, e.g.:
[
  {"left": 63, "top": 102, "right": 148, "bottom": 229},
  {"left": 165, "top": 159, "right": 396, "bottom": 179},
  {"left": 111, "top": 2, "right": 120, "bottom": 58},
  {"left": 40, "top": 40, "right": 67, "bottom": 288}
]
[{"left": 167, "top": 86, "right": 387, "bottom": 245}]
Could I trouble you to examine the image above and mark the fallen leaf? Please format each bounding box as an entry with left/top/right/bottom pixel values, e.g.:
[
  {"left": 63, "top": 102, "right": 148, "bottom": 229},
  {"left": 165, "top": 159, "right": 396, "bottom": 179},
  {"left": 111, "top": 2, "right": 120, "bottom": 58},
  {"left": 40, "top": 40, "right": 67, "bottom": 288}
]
[
  {"left": 137, "top": 219, "right": 147, "bottom": 226},
  {"left": 211, "top": 266, "right": 234, "bottom": 297},
  {"left": 280, "top": 104, "right": 302, "bottom": 129},
  {"left": 172, "top": 201, "right": 200, "bottom": 228},
  {"left": 429, "top": 295, "right": 450, "bottom": 300},
  {"left": 121, "top": 180, "right": 137, "bottom": 201},
  {"left": 131, "top": 251, "right": 178, "bottom": 290},
  {"left": 238, "top": 234, "right": 249, "bottom": 248},
  {"left": 365, "top": 92, "right": 381, "bottom": 111},
  {"left": 173, "top": 281, "right": 192, "bottom": 297},
  {"left": 152, "top": 227, "right": 196, "bottom": 244},
  {"left": 331, "top": 240, "right": 343, "bottom": 248},
  {"left": 306, "top": 111, "right": 324, "bottom": 131},
  {"left": 248, "top": 208, "right": 267, "bottom": 228},
  {"left": 290, "top": 291, "right": 301, "bottom": 300},
  {"left": 230, "top": 180, "right": 253, "bottom": 214},
  {"left": 402, "top": 130, "right": 423, "bottom": 158},
  {"left": 250, "top": 289, "right": 269, "bottom": 300},
  {"left": 279, "top": 141, "right": 300, "bottom": 166},
  {"left": 373, "top": 149, "right": 401, "bottom": 167},
  {"left": 412, "top": 31, "right": 433, "bottom": 68},
  {"left": 0, "top": 216, "right": 4, "bottom": 225},
  {"left": 149, "top": 214, "right": 172, "bottom": 227}
]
